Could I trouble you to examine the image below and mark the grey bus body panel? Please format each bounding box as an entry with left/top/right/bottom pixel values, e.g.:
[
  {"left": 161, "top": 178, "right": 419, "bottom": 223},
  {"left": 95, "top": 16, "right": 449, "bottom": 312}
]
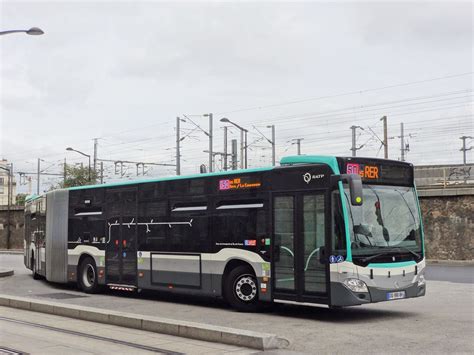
[
  {"left": 329, "top": 260, "right": 426, "bottom": 306},
  {"left": 135, "top": 249, "right": 272, "bottom": 301},
  {"left": 45, "top": 189, "right": 69, "bottom": 283}
]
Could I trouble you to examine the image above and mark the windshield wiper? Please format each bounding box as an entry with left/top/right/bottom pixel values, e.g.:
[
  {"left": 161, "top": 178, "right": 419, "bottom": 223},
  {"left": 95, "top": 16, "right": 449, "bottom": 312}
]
[
  {"left": 359, "top": 251, "right": 394, "bottom": 264},
  {"left": 359, "top": 247, "right": 420, "bottom": 264},
  {"left": 393, "top": 246, "right": 421, "bottom": 259}
]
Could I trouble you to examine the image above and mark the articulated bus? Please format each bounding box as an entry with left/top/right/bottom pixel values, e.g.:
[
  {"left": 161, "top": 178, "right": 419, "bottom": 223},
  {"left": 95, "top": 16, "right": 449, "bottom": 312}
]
[{"left": 24, "top": 155, "right": 425, "bottom": 311}]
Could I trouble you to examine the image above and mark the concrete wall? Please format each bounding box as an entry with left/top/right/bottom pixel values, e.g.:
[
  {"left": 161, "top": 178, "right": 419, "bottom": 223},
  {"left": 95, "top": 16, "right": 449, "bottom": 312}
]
[
  {"left": 0, "top": 206, "right": 24, "bottom": 249},
  {"left": 418, "top": 188, "right": 473, "bottom": 261},
  {"left": 415, "top": 164, "right": 473, "bottom": 187}
]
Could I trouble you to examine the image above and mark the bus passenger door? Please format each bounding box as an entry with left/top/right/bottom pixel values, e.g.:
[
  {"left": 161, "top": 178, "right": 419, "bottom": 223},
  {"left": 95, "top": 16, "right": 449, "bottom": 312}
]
[
  {"left": 105, "top": 188, "right": 138, "bottom": 287},
  {"left": 272, "top": 191, "right": 330, "bottom": 304}
]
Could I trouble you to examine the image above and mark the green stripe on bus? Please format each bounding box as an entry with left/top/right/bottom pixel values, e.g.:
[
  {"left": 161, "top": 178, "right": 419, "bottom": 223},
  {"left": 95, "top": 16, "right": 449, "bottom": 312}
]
[
  {"left": 413, "top": 183, "right": 425, "bottom": 257},
  {"left": 68, "top": 166, "right": 273, "bottom": 191},
  {"left": 367, "top": 261, "right": 417, "bottom": 268}
]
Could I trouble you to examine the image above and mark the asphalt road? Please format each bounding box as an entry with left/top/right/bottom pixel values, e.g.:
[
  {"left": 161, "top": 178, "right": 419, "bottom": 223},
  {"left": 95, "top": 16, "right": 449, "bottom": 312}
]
[{"left": 1, "top": 254, "right": 473, "bottom": 354}]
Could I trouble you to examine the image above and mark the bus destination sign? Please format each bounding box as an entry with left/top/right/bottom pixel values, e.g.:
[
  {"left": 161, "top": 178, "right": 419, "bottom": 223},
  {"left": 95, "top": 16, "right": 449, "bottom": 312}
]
[
  {"left": 219, "top": 177, "right": 262, "bottom": 191},
  {"left": 339, "top": 157, "right": 414, "bottom": 186},
  {"left": 346, "top": 163, "right": 379, "bottom": 179}
]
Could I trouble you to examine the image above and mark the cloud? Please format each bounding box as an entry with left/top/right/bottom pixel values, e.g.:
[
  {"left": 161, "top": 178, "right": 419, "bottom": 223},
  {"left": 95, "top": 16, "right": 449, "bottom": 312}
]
[{"left": 354, "top": 1, "right": 473, "bottom": 49}]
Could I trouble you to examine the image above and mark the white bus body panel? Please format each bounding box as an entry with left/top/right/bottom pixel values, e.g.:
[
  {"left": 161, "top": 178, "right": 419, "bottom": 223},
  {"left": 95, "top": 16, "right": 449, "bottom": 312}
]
[{"left": 45, "top": 189, "right": 69, "bottom": 283}]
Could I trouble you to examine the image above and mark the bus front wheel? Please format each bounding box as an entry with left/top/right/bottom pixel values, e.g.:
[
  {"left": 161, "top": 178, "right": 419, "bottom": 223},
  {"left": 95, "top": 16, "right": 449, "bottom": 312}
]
[
  {"left": 78, "top": 257, "right": 100, "bottom": 294},
  {"left": 224, "top": 265, "right": 260, "bottom": 312}
]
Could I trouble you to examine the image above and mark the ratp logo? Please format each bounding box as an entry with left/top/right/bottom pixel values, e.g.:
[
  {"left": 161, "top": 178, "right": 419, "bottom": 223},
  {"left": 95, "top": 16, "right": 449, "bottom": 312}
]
[{"left": 303, "top": 172, "right": 325, "bottom": 184}]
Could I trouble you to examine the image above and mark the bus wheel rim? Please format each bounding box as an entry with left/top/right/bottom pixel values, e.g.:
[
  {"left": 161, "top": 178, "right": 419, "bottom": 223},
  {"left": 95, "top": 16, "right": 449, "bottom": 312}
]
[
  {"left": 234, "top": 275, "right": 257, "bottom": 302},
  {"left": 83, "top": 264, "right": 95, "bottom": 288}
]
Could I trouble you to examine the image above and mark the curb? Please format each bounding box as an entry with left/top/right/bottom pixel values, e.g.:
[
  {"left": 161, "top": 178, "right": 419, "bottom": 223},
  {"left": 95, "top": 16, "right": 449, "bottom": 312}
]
[
  {"left": 0, "top": 269, "right": 14, "bottom": 277},
  {"left": 0, "top": 250, "right": 23, "bottom": 255},
  {"left": 0, "top": 294, "right": 288, "bottom": 350}
]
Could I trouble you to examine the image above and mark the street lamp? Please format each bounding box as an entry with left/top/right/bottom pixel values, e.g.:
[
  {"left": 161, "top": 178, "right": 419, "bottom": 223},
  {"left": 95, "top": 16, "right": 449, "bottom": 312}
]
[
  {"left": 0, "top": 27, "right": 44, "bottom": 36},
  {"left": 220, "top": 118, "right": 249, "bottom": 169},
  {"left": 66, "top": 147, "right": 91, "bottom": 182}
]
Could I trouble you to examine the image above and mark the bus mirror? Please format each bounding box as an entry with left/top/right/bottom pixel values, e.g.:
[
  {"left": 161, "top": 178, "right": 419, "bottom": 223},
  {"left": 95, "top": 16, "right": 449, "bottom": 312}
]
[{"left": 340, "top": 174, "right": 363, "bottom": 206}]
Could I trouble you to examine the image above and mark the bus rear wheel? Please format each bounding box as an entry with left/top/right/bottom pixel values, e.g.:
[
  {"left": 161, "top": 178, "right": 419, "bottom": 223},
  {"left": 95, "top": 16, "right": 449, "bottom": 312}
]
[
  {"left": 78, "top": 257, "right": 100, "bottom": 294},
  {"left": 224, "top": 265, "right": 260, "bottom": 312}
]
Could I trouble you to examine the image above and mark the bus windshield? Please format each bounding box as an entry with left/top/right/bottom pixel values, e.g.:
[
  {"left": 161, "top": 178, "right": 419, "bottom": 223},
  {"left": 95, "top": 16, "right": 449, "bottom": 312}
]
[{"left": 344, "top": 185, "right": 423, "bottom": 260}]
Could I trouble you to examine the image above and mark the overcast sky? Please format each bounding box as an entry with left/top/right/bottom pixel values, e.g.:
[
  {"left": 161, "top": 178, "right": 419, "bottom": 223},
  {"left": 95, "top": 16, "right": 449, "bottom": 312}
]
[{"left": 0, "top": 0, "right": 472, "bottom": 193}]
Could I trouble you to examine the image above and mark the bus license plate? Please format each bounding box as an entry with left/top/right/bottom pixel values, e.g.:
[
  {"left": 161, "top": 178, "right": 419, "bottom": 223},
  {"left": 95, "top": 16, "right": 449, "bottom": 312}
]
[{"left": 386, "top": 291, "right": 406, "bottom": 300}]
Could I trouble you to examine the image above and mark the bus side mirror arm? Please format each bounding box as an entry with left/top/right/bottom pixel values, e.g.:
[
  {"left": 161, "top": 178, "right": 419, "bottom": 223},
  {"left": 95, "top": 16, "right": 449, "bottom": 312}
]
[{"left": 332, "top": 174, "right": 363, "bottom": 206}]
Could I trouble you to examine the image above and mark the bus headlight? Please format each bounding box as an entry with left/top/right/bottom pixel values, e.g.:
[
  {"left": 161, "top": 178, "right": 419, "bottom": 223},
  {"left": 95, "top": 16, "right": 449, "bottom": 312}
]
[
  {"left": 343, "top": 278, "right": 368, "bottom": 293},
  {"left": 417, "top": 275, "right": 425, "bottom": 287}
]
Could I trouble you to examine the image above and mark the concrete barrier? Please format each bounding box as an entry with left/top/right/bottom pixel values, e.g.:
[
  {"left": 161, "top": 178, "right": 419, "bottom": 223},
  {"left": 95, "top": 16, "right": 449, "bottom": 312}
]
[
  {"left": 0, "top": 294, "right": 287, "bottom": 350},
  {"left": 0, "top": 268, "right": 14, "bottom": 277}
]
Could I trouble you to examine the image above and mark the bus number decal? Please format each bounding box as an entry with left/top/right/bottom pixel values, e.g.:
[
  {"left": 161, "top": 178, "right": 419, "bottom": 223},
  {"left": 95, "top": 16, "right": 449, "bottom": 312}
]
[{"left": 346, "top": 163, "right": 379, "bottom": 180}]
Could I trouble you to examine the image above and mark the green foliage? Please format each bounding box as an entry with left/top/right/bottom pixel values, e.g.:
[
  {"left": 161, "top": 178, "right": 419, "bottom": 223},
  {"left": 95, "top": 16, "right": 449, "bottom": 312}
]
[
  {"left": 54, "top": 164, "right": 99, "bottom": 189},
  {"left": 15, "top": 193, "right": 27, "bottom": 206}
]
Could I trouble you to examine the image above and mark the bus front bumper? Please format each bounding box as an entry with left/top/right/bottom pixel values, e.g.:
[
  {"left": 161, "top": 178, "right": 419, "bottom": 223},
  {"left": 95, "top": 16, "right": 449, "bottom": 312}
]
[{"left": 330, "top": 281, "right": 426, "bottom": 307}]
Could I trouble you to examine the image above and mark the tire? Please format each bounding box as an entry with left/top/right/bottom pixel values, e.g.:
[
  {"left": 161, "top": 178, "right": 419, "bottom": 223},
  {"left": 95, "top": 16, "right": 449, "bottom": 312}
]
[
  {"left": 78, "top": 256, "right": 100, "bottom": 294},
  {"left": 223, "top": 265, "right": 260, "bottom": 312},
  {"left": 32, "top": 255, "right": 40, "bottom": 280}
]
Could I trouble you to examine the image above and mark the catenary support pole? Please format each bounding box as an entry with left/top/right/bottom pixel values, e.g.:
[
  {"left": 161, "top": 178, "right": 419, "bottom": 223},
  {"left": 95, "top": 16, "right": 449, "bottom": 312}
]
[
  {"left": 244, "top": 130, "right": 248, "bottom": 169},
  {"left": 176, "top": 117, "right": 181, "bottom": 175},
  {"left": 381, "top": 116, "right": 388, "bottom": 159},
  {"left": 223, "top": 126, "right": 228, "bottom": 171},
  {"left": 240, "top": 130, "right": 244, "bottom": 169},
  {"left": 351, "top": 126, "right": 357, "bottom": 157},
  {"left": 231, "top": 139, "right": 238, "bottom": 170},
  {"left": 93, "top": 138, "right": 98, "bottom": 173},
  {"left": 400, "top": 122, "right": 405, "bottom": 162},
  {"left": 271, "top": 125, "right": 276, "bottom": 166},
  {"left": 209, "top": 113, "right": 213, "bottom": 172},
  {"left": 37, "top": 158, "right": 40, "bottom": 194}
]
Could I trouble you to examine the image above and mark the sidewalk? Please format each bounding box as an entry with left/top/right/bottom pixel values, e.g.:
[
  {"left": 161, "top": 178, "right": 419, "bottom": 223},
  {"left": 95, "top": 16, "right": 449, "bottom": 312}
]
[
  {"left": 0, "top": 294, "right": 287, "bottom": 351},
  {"left": 0, "top": 249, "right": 22, "bottom": 255},
  {"left": 0, "top": 306, "right": 258, "bottom": 354}
]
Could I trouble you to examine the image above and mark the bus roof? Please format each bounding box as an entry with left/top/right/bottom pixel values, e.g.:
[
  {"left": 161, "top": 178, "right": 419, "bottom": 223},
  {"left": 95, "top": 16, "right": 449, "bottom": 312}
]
[
  {"left": 25, "top": 194, "right": 42, "bottom": 203},
  {"left": 68, "top": 166, "right": 274, "bottom": 191},
  {"left": 67, "top": 155, "right": 342, "bottom": 191},
  {"left": 28, "top": 155, "right": 413, "bottom": 194}
]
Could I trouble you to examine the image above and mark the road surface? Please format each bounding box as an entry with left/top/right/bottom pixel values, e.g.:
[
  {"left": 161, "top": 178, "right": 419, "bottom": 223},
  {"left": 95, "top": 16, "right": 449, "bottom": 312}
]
[{"left": 1, "top": 254, "right": 473, "bottom": 354}]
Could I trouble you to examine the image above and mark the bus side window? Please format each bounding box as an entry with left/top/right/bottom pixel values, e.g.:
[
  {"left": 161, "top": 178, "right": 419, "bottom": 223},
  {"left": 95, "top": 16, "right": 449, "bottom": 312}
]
[
  {"left": 137, "top": 200, "right": 169, "bottom": 252},
  {"left": 169, "top": 202, "right": 209, "bottom": 252},
  {"left": 213, "top": 199, "right": 266, "bottom": 250}
]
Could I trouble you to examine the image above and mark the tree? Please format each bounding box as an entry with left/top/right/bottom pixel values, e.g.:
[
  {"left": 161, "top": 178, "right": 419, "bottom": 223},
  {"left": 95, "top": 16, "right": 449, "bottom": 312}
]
[
  {"left": 53, "top": 164, "right": 99, "bottom": 189},
  {"left": 15, "top": 193, "right": 27, "bottom": 206}
]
